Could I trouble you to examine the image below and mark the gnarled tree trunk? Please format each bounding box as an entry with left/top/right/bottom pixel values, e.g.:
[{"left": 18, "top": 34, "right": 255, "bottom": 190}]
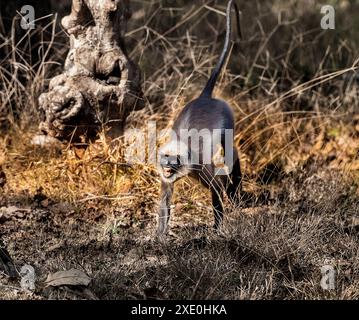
[{"left": 39, "top": 0, "right": 144, "bottom": 143}]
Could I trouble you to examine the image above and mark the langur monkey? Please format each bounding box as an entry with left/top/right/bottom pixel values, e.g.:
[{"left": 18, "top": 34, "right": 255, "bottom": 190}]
[{"left": 157, "top": 0, "right": 242, "bottom": 235}]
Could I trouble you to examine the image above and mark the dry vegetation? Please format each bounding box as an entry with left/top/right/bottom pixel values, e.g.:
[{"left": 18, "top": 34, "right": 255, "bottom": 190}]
[{"left": 0, "top": 0, "right": 358, "bottom": 299}]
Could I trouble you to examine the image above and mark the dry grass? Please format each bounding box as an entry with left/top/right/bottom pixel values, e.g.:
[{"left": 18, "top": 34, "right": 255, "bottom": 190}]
[{"left": 0, "top": 0, "right": 359, "bottom": 299}]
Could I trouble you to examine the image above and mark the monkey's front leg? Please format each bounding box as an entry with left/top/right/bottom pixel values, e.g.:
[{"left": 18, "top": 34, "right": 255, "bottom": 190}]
[{"left": 157, "top": 180, "right": 174, "bottom": 235}]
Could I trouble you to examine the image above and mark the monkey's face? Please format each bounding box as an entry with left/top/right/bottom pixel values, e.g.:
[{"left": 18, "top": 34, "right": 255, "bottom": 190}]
[
  {"left": 160, "top": 154, "right": 183, "bottom": 179},
  {"left": 158, "top": 140, "right": 190, "bottom": 182}
]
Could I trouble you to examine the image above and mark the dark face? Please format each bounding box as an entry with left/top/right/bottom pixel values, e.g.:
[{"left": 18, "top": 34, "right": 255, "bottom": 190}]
[{"left": 160, "top": 154, "right": 182, "bottom": 178}]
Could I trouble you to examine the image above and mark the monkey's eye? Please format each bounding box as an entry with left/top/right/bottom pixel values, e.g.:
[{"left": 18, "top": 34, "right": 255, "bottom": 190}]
[
  {"left": 160, "top": 154, "right": 181, "bottom": 166},
  {"left": 160, "top": 155, "right": 169, "bottom": 166}
]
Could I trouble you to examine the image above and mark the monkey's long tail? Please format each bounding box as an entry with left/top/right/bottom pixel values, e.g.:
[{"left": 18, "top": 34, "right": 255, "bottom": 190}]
[{"left": 200, "top": 0, "right": 241, "bottom": 98}]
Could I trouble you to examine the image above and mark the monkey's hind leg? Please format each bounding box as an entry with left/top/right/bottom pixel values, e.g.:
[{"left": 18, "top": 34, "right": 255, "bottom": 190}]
[{"left": 226, "top": 157, "right": 242, "bottom": 205}]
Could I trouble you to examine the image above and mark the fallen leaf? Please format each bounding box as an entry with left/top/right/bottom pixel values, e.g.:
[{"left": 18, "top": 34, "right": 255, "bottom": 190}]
[
  {"left": 45, "top": 269, "right": 91, "bottom": 288},
  {"left": 40, "top": 199, "right": 49, "bottom": 207},
  {"left": 0, "top": 206, "right": 31, "bottom": 222},
  {"left": 46, "top": 240, "right": 65, "bottom": 252},
  {"left": 0, "top": 206, "right": 20, "bottom": 216}
]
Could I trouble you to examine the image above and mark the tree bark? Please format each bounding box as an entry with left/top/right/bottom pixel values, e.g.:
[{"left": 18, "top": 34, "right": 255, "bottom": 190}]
[{"left": 38, "top": 0, "right": 144, "bottom": 143}]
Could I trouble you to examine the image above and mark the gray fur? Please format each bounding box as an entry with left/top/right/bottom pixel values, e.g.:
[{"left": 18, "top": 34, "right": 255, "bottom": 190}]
[{"left": 157, "top": 0, "right": 242, "bottom": 235}]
